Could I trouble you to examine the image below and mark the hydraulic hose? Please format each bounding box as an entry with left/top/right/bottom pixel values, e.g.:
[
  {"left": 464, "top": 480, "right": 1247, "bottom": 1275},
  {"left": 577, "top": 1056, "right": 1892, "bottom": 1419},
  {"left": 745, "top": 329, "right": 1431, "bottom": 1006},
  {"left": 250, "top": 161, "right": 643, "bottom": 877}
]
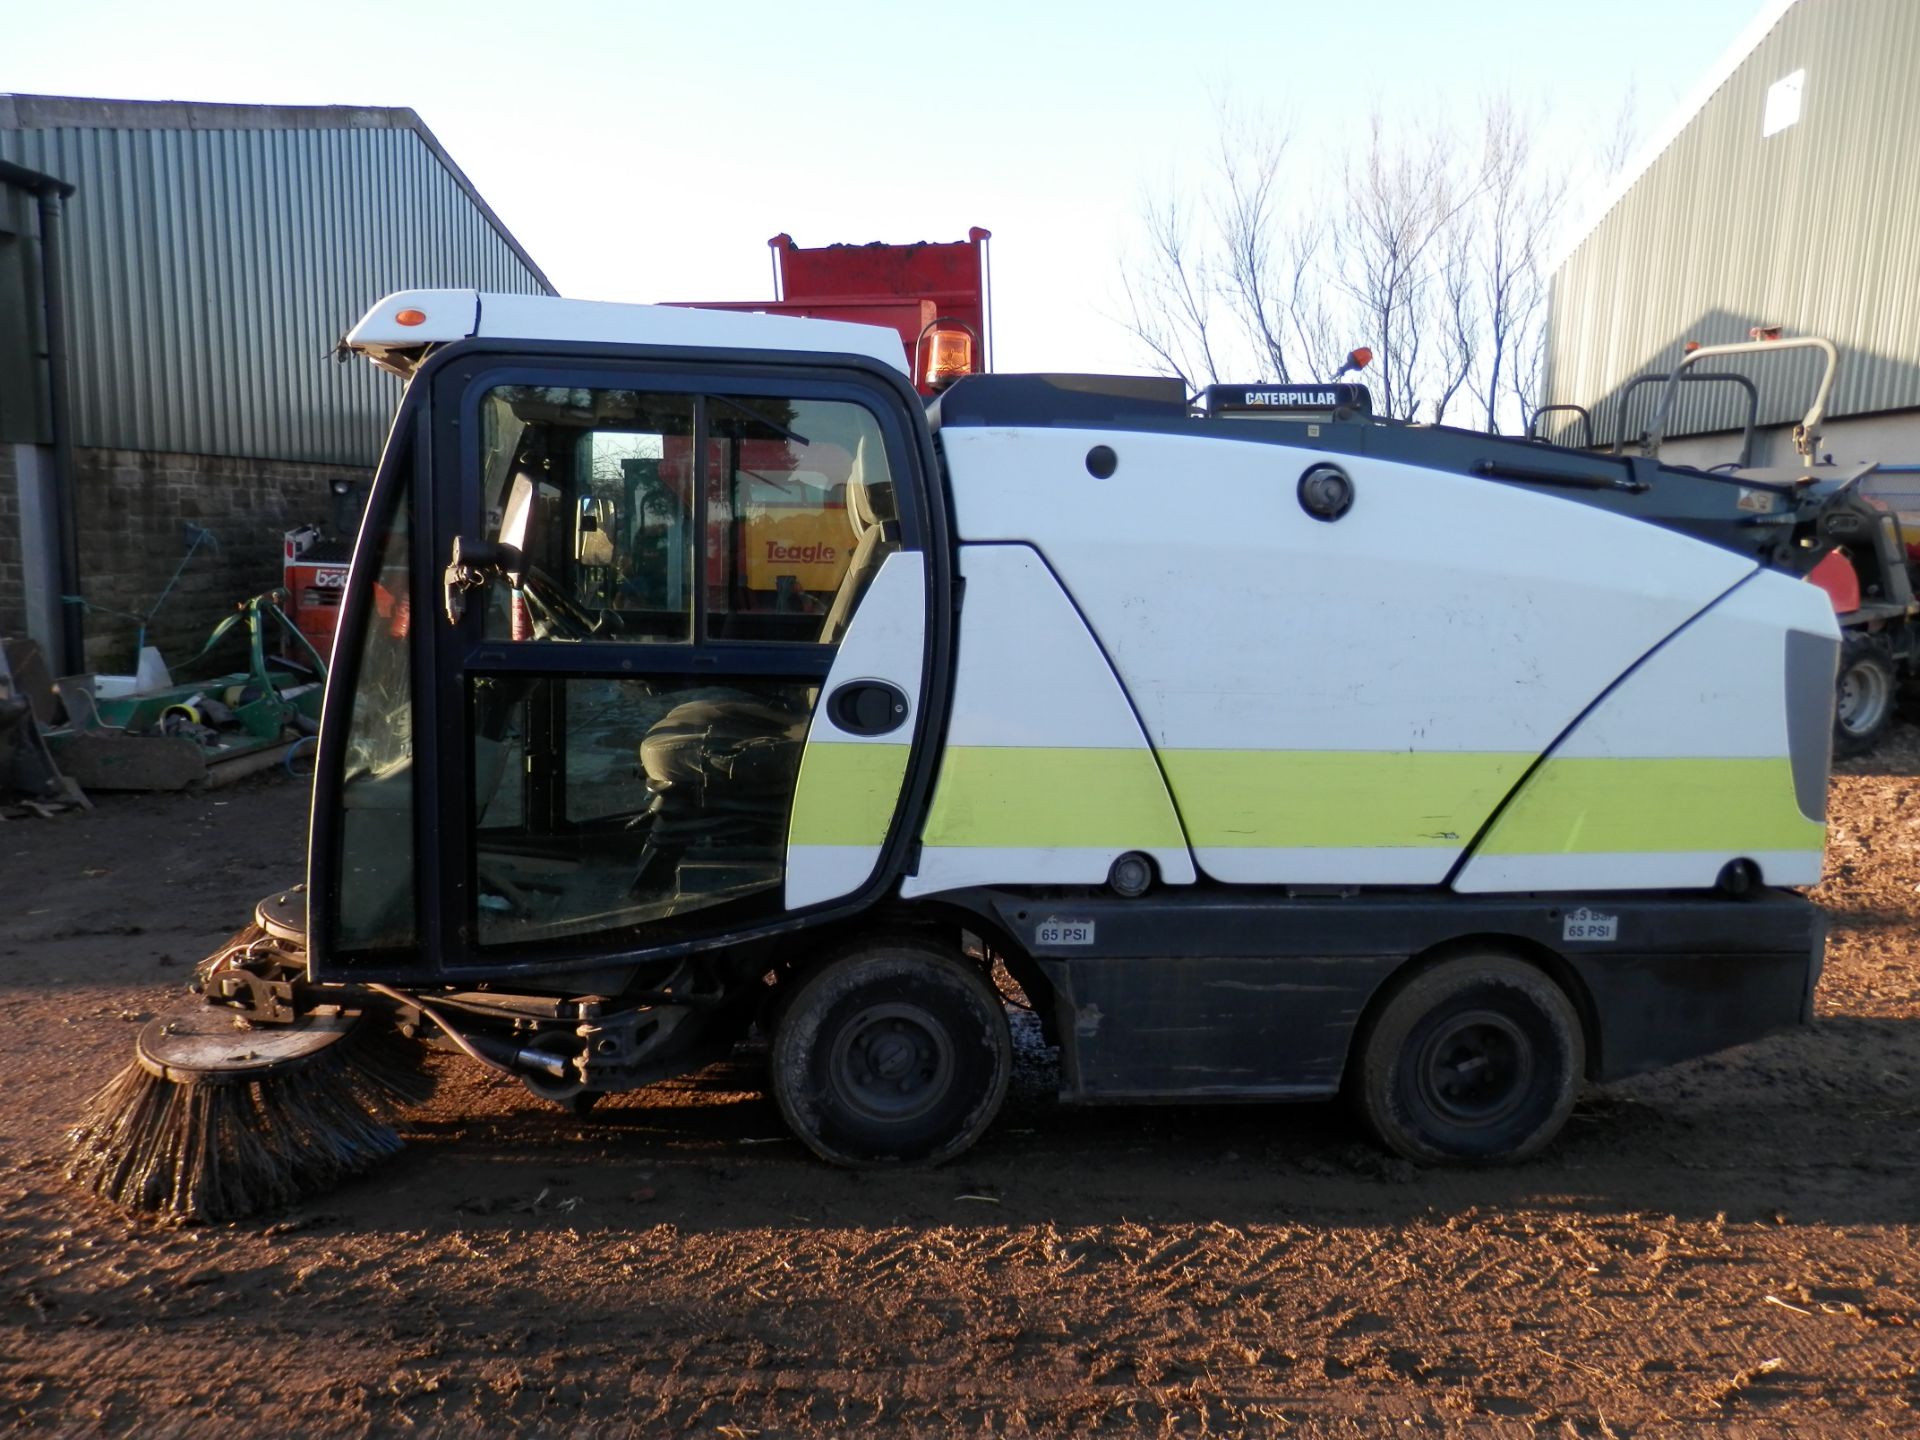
[{"left": 366, "top": 984, "right": 573, "bottom": 1081}]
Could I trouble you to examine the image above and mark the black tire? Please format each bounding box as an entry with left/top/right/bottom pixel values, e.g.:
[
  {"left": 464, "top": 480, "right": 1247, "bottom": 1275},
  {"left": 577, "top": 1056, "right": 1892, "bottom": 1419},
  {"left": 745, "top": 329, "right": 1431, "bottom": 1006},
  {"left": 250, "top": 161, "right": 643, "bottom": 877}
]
[
  {"left": 1353, "top": 954, "right": 1585, "bottom": 1165},
  {"left": 1834, "top": 640, "right": 1897, "bottom": 758},
  {"left": 771, "top": 939, "right": 1012, "bottom": 1167}
]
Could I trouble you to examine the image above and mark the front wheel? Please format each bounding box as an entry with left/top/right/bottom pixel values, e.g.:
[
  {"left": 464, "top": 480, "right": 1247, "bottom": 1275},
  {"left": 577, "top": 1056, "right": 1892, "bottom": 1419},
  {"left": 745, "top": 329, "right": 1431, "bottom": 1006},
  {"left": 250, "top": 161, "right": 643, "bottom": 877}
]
[
  {"left": 1353, "top": 954, "right": 1585, "bottom": 1165},
  {"left": 1834, "top": 639, "right": 1897, "bottom": 758},
  {"left": 771, "top": 939, "right": 1012, "bottom": 1167}
]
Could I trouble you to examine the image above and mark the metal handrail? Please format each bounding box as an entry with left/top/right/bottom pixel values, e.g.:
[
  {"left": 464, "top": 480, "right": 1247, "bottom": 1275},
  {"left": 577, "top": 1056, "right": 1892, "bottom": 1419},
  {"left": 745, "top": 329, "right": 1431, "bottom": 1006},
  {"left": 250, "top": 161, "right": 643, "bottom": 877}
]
[
  {"left": 1641, "top": 336, "right": 1839, "bottom": 462},
  {"left": 1524, "top": 403, "right": 1595, "bottom": 450},
  {"left": 1616, "top": 371, "right": 1761, "bottom": 467}
]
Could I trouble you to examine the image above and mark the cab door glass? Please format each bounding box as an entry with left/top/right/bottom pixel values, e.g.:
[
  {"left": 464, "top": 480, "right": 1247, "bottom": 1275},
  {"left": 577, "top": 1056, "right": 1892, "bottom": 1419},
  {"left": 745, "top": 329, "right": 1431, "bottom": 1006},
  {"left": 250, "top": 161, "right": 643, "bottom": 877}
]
[
  {"left": 333, "top": 472, "right": 417, "bottom": 951},
  {"left": 461, "top": 383, "right": 904, "bottom": 954},
  {"left": 470, "top": 674, "right": 815, "bottom": 946},
  {"left": 705, "top": 396, "right": 898, "bottom": 643},
  {"left": 478, "top": 386, "right": 695, "bottom": 643}
]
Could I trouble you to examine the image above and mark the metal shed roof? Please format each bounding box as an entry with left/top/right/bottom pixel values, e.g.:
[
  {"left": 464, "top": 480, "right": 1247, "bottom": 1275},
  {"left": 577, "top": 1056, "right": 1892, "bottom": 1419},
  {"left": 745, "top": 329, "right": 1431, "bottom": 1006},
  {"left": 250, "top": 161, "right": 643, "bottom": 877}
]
[
  {"left": 0, "top": 94, "right": 552, "bottom": 292},
  {"left": 0, "top": 93, "right": 554, "bottom": 465}
]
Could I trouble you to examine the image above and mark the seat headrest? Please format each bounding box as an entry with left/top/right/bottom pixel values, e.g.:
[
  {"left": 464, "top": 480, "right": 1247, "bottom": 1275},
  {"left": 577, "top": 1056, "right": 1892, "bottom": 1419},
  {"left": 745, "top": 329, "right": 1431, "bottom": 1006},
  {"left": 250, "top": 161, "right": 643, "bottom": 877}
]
[{"left": 846, "top": 436, "right": 876, "bottom": 538}]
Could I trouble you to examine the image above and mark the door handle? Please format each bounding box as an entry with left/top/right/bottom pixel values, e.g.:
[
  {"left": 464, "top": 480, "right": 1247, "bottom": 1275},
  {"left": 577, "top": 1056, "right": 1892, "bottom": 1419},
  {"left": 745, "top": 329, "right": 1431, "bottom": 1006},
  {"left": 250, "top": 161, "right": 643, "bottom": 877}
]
[
  {"left": 826, "top": 681, "right": 910, "bottom": 736},
  {"left": 442, "top": 537, "right": 520, "bottom": 625}
]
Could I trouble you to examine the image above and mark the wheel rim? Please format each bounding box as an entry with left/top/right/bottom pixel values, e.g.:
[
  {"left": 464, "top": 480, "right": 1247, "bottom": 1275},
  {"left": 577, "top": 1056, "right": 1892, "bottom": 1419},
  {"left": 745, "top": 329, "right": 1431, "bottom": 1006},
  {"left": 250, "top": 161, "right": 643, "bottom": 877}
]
[
  {"left": 1415, "top": 1008, "right": 1535, "bottom": 1127},
  {"left": 827, "top": 1002, "right": 955, "bottom": 1123},
  {"left": 1838, "top": 657, "right": 1892, "bottom": 736}
]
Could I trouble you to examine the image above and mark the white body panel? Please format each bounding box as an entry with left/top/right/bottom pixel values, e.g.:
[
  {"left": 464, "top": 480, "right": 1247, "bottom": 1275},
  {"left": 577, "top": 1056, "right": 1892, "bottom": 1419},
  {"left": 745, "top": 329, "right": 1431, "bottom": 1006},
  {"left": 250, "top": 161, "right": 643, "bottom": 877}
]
[
  {"left": 1454, "top": 570, "right": 1835, "bottom": 892},
  {"left": 1537, "top": 570, "right": 1833, "bottom": 762},
  {"left": 346, "top": 289, "right": 911, "bottom": 374},
  {"left": 940, "top": 425, "right": 1759, "bottom": 885},
  {"left": 785, "top": 553, "right": 926, "bottom": 910},
  {"left": 900, "top": 544, "right": 1195, "bottom": 899},
  {"left": 1458, "top": 850, "right": 1823, "bottom": 891}
]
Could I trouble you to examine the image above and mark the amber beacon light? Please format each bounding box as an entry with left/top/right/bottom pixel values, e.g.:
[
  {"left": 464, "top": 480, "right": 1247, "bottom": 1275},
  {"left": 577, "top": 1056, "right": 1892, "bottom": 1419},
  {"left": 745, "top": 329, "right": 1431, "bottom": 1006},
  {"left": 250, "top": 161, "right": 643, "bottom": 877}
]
[{"left": 917, "top": 317, "right": 980, "bottom": 392}]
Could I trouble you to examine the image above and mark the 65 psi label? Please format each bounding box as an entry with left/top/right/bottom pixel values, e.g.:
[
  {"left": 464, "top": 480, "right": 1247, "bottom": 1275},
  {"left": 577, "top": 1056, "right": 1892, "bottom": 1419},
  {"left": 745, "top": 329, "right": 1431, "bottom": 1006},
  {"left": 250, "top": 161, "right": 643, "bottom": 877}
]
[
  {"left": 1562, "top": 908, "right": 1619, "bottom": 943},
  {"left": 1035, "top": 919, "right": 1096, "bottom": 947}
]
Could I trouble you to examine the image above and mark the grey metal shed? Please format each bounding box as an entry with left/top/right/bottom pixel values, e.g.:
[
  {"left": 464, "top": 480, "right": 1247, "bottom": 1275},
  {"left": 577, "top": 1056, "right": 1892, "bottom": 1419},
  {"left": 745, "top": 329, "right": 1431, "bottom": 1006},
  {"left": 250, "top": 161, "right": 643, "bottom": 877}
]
[
  {"left": 0, "top": 94, "right": 553, "bottom": 671},
  {"left": 1543, "top": 0, "right": 1920, "bottom": 467}
]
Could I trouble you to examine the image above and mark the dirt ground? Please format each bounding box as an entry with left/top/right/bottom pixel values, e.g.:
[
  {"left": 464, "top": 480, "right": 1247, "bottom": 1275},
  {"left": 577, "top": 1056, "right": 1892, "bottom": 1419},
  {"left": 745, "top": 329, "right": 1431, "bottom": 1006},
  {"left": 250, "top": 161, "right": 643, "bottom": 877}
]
[{"left": 1, "top": 734, "right": 1917, "bottom": 1439}]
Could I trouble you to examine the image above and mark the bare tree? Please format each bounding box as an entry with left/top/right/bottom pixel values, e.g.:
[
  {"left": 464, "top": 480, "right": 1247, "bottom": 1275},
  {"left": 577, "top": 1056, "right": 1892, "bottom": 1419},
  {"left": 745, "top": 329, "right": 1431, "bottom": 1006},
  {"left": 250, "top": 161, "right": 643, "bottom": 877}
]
[
  {"left": 1210, "top": 109, "right": 1345, "bottom": 383},
  {"left": 1475, "top": 97, "right": 1566, "bottom": 432},
  {"left": 1120, "top": 96, "right": 1570, "bottom": 433},
  {"left": 1117, "top": 185, "right": 1224, "bottom": 393},
  {"left": 1432, "top": 202, "right": 1479, "bottom": 425},
  {"left": 1599, "top": 81, "right": 1641, "bottom": 185},
  {"left": 1328, "top": 114, "right": 1476, "bottom": 420}
]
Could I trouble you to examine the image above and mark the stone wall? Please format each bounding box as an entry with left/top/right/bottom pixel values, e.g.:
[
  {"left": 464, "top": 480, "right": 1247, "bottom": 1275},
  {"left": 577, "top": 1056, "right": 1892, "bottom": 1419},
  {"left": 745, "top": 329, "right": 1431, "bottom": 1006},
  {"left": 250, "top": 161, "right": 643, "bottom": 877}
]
[{"left": 69, "top": 447, "right": 372, "bottom": 673}]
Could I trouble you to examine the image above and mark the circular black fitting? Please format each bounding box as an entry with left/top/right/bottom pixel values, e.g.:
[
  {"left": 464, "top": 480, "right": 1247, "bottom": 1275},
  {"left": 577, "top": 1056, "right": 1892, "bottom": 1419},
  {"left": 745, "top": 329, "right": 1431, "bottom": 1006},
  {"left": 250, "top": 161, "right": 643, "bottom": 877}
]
[
  {"left": 1085, "top": 445, "right": 1118, "bottom": 479},
  {"left": 1298, "top": 463, "right": 1355, "bottom": 521},
  {"left": 1108, "top": 851, "right": 1154, "bottom": 897}
]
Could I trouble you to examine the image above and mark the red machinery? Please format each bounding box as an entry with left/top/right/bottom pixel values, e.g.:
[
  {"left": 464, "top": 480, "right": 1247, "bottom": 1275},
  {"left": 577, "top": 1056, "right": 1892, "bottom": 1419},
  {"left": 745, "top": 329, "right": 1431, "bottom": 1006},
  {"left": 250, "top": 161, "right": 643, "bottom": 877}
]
[
  {"left": 282, "top": 525, "right": 353, "bottom": 661},
  {"left": 677, "top": 228, "right": 993, "bottom": 394}
]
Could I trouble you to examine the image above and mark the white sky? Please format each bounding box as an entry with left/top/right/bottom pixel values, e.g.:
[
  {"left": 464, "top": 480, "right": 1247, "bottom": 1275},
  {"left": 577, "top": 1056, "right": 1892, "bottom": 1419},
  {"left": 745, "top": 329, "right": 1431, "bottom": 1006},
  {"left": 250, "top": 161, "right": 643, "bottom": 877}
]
[{"left": 5, "top": 0, "right": 1764, "bottom": 373}]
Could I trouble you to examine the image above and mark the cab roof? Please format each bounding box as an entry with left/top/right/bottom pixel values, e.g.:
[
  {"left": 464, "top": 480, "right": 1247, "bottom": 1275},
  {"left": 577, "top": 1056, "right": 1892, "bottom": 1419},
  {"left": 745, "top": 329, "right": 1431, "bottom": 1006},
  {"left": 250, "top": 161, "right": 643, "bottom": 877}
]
[{"left": 344, "top": 289, "right": 912, "bottom": 376}]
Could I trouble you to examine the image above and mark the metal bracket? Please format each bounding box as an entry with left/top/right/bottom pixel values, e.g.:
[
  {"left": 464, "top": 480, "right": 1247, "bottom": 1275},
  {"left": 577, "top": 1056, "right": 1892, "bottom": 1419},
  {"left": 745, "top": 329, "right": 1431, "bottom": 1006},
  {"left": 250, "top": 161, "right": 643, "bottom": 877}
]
[{"left": 206, "top": 966, "right": 298, "bottom": 1025}]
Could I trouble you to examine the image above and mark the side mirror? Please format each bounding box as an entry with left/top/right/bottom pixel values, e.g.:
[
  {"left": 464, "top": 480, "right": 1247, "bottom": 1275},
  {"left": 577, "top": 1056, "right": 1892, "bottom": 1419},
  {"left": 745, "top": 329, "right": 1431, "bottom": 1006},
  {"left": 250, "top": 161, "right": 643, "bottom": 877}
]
[{"left": 575, "top": 497, "right": 615, "bottom": 567}]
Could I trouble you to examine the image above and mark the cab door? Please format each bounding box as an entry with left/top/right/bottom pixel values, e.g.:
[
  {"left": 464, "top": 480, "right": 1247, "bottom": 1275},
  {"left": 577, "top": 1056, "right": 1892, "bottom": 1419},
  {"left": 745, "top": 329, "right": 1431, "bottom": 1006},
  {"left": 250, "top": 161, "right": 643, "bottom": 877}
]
[{"left": 309, "top": 349, "right": 945, "bottom": 982}]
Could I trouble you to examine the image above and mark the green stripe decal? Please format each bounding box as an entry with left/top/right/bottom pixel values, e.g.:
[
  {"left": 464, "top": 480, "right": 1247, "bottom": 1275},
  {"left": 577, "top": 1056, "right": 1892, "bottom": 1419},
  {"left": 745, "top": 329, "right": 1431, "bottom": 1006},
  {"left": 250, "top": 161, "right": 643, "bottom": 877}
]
[
  {"left": 1160, "top": 749, "right": 1531, "bottom": 850},
  {"left": 1477, "top": 756, "right": 1825, "bottom": 855},
  {"left": 792, "top": 743, "right": 1823, "bottom": 859},
  {"left": 920, "top": 746, "right": 1188, "bottom": 849},
  {"left": 787, "top": 742, "right": 911, "bottom": 847}
]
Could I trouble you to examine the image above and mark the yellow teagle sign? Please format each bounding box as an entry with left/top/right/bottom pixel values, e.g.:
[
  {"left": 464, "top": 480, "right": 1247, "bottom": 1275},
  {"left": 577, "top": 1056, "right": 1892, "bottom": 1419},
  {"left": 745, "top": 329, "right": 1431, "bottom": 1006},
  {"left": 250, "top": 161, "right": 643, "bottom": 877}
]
[{"left": 744, "top": 509, "right": 853, "bottom": 593}]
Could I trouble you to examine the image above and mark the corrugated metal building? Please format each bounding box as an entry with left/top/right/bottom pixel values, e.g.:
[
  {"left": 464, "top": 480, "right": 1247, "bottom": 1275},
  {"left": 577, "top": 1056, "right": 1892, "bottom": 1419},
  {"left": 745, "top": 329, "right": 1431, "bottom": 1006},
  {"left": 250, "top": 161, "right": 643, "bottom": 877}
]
[
  {"left": 1543, "top": 0, "right": 1920, "bottom": 468},
  {"left": 0, "top": 94, "right": 553, "bottom": 671}
]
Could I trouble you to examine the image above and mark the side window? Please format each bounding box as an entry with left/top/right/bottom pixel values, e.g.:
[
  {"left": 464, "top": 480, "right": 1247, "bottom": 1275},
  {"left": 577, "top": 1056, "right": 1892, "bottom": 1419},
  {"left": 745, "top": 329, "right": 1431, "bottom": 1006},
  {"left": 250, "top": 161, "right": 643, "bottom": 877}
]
[
  {"left": 479, "top": 387, "right": 696, "bottom": 643},
  {"left": 474, "top": 385, "right": 899, "bottom": 646},
  {"left": 469, "top": 674, "right": 818, "bottom": 947},
  {"left": 705, "top": 396, "right": 898, "bottom": 642},
  {"left": 334, "top": 466, "right": 417, "bottom": 951},
  {"left": 453, "top": 381, "right": 912, "bottom": 954}
]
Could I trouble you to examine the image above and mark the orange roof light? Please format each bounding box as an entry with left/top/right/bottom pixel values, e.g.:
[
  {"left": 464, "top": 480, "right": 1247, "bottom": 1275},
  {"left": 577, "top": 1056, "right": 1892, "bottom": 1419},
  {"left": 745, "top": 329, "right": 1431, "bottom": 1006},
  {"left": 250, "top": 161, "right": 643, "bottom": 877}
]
[
  {"left": 924, "top": 327, "right": 974, "bottom": 388},
  {"left": 1347, "top": 347, "right": 1374, "bottom": 370},
  {"left": 394, "top": 308, "right": 427, "bottom": 327},
  {"left": 1683, "top": 340, "right": 1702, "bottom": 353}
]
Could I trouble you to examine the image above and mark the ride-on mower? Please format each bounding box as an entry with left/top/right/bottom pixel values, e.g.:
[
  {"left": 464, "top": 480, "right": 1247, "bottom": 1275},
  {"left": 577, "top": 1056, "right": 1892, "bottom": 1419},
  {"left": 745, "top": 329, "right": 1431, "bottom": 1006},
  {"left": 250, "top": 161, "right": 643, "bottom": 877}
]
[{"left": 72, "top": 291, "right": 1838, "bottom": 1220}]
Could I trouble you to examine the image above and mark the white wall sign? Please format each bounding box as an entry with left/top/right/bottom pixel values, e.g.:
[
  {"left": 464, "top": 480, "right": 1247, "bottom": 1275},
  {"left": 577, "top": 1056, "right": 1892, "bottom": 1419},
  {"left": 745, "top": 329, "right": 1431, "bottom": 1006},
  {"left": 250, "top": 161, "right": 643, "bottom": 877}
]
[{"left": 1763, "top": 69, "right": 1805, "bottom": 138}]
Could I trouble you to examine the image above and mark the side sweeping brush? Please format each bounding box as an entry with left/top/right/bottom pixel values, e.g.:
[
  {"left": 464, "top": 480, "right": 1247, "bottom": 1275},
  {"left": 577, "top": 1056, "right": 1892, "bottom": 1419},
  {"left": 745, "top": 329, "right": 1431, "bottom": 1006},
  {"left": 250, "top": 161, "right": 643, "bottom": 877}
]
[{"left": 67, "top": 1001, "right": 431, "bottom": 1222}]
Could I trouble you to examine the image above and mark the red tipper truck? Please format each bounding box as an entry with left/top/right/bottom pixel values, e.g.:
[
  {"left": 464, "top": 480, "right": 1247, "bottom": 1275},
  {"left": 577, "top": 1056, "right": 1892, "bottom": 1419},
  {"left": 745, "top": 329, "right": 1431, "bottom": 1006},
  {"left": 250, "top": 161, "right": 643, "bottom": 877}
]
[{"left": 676, "top": 228, "right": 992, "bottom": 394}]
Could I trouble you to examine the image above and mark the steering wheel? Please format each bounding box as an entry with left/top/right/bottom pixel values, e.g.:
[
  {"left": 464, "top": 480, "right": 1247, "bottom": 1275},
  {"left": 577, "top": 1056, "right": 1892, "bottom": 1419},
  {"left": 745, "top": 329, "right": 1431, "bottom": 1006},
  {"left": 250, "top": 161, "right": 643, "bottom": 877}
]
[{"left": 517, "top": 570, "right": 626, "bottom": 641}]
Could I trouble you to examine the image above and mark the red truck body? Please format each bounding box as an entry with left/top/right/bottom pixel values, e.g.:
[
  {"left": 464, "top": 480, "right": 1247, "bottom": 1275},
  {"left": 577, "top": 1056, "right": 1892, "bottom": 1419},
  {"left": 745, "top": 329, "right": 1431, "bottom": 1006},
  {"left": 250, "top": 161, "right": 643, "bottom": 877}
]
[{"left": 676, "top": 228, "right": 992, "bottom": 395}]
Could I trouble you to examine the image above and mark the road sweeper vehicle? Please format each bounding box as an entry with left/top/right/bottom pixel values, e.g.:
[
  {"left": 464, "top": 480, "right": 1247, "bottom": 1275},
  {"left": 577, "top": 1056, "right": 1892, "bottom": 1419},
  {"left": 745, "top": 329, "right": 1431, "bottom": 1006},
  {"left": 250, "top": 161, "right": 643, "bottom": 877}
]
[{"left": 70, "top": 291, "right": 1839, "bottom": 1221}]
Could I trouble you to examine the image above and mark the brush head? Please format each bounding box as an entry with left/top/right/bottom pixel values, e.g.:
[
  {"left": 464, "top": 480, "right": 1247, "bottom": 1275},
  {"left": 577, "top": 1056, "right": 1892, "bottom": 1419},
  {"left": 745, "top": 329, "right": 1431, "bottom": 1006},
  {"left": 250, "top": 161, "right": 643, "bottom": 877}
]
[
  {"left": 69, "top": 998, "right": 431, "bottom": 1222},
  {"left": 134, "top": 1006, "right": 358, "bottom": 1085}
]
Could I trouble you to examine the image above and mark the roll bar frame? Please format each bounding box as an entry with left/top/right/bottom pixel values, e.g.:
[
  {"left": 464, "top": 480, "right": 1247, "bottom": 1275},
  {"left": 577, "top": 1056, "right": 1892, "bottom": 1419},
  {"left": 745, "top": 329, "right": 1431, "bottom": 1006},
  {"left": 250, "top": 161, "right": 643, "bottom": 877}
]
[{"left": 1641, "top": 336, "right": 1838, "bottom": 463}]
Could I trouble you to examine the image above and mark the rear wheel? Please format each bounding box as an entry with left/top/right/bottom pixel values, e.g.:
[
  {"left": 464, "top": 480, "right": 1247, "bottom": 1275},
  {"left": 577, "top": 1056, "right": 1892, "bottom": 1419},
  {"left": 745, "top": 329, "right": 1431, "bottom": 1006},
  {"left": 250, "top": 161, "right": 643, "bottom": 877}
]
[
  {"left": 1354, "top": 954, "right": 1584, "bottom": 1165},
  {"left": 771, "top": 939, "right": 1011, "bottom": 1167},
  {"left": 1834, "top": 640, "right": 1897, "bottom": 758}
]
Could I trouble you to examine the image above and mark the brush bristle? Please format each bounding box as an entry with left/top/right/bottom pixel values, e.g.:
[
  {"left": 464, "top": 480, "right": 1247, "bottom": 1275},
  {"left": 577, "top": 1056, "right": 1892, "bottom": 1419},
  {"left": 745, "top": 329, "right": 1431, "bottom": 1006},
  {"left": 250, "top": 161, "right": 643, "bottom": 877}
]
[{"left": 67, "top": 1020, "right": 432, "bottom": 1222}]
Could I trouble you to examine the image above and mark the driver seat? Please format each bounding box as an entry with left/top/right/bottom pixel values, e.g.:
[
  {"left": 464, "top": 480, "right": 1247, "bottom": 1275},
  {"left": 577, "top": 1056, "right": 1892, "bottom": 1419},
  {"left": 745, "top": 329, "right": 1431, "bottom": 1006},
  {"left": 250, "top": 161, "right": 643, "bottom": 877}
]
[{"left": 632, "top": 439, "right": 900, "bottom": 883}]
